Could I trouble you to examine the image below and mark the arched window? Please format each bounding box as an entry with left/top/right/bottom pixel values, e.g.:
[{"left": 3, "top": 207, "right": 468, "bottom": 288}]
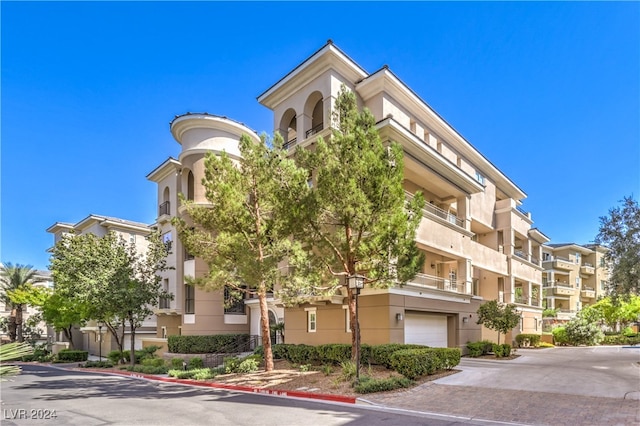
[
  {"left": 304, "top": 91, "right": 324, "bottom": 138},
  {"left": 278, "top": 108, "right": 297, "bottom": 149},
  {"left": 187, "top": 171, "right": 195, "bottom": 201},
  {"left": 160, "top": 187, "right": 170, "bottom": 216}
]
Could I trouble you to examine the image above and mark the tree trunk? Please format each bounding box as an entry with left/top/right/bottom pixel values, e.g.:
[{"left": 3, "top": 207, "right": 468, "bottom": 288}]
[
  {"left": 129, "top": 318, "right": 136, "bottom": 366},
  {"left": 259, "top": 288, "right": 274, "bottom": 372},
  {"left": 8, "top": 310, "right": 17, "bottom": 342},
  {"left": 348, "top": 286, "right": 358, "bottom": 360},
  {"left": 63, "top": 327, "right": 74, "bottom": 350},
  {"left": 16, "top": 305, "right": 24, "bottom": 343},
  {"left": 107, "top": 321, "right": 126, "bottom": 363}
]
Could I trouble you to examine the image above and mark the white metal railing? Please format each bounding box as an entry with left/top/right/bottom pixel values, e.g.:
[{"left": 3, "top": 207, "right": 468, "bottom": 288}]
[
  {"left": 407, "top": 273, "right": 470, "bottom": 294},
  {"left": 405, "top": 191, "right": 464, "bottom": 228}
]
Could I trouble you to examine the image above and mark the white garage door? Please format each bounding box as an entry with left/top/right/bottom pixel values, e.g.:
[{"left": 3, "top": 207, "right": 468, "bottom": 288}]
[{"left": 404, "top": 312, "right": 448, "bottom": 347}]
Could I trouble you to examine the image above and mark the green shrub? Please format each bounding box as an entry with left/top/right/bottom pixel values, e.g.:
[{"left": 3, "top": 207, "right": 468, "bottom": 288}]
[
  {"left": 601, "top": 334, "right": 640, "bottom": 345},
  {"left": 466, "top": 340, "right": 494, "bottom": 357},
  {"left": 57, "top": 350, "right": 88, "bottom": 362},
  {"left": 168, "top": 367, "right": 215, "bottom": 380},
  {"left": 321, "top": 364, "right": 333, "bottom": 376},
  {"left": 188, "top": 357, "right": 204, "bottom": 370},
  {"left": 515, "top": 334, "right": 541, "bottom": 348},
  {"left": 167, "top": 334, "right": 250, "bottom": 354},
  {"left": 538, "top": 342, "right": 555, "bottom": 348},
  {"left": 428, "top": 348, "right": 461, "bottom": 369},
  {"left": 370, "top": 344, "right": 427, "bottom": 368},
  {"left": 124, "top": 365, "right": 169, "bottom": 374},
  {"left": 340, "top": 360, "right": 357, "bottom": 381},
  {"left": 82, "top": 360, "right": 113, "bottom": 368},
  {"left": 565, "top": 316, "right": 604, "bottom": 346},
  {"left": 552, "top": 327, "right": 570, "bottom": 346},
  {"left": 142, "top": 358, "right": 165, "bottom": 367},
  {"left": 354, "top": 376, "right": 413, "bottom": 394},
  {"left": 466, "top": 342, "right": 484, "bottom": 357},
  {"left": 315, "top": 344, "right": 351, "bottom": 364},
  {"left": 107, "top": 350, "right": 124, "bottom": 364},
  {"left": 622, "top": 327, "right": 637, "bottom": 337},
  {"left": 493, "top": 344, "right": 511, "bottom": 358},
  {"left": 171, "top": 357, "right": 185, "bottom": 369},
  {"left": 237, "top": 358, "right": 259, "bottom": 373},
  {"left": 390, "top": 349, "right": 438, "bottom": 380}
]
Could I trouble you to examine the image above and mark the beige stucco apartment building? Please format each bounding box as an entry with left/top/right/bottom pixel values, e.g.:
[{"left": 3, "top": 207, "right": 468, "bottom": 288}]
[
  {"left": 46, "top": 214, "right": 156, "bottom": 354},
  {"left": 541, "top": 243, "right": 609, "bottom": 322},
  {"left": 147, "top": 41, "right": 551, "bottom": 352}
]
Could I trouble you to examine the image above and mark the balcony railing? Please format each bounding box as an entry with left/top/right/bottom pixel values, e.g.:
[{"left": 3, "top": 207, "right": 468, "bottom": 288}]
[
  {"left": 516, "top": 206, "right": 529, "bottom": 216},
  {"left": 405, "top": 192, "right": 464, "bottom": 228},
  {"left": 407, "top": 273, "right": 470, "bottom": 295},
  {"left": 305, "top": 124, "right": 323, "bottom": 138},
  {"left": 514, "top": 250, "right": 528, "bottom": 260},
  {"left": 159, "top": 295, "right": 172, "bottom": 309},
  {"left": 283, "top": 137, "right": 297, "bottom": 150},
  {"left": 159, "top": 201, "right": 170, "bottom": 216}
]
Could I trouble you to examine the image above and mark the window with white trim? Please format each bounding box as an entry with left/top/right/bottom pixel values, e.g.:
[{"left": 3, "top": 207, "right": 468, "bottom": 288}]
[
  {"left": 305, "top": 308, "right": 317, "bottom": 333},
  {"left": 343, "top": 305, "right": 351, "bottom": 333}
]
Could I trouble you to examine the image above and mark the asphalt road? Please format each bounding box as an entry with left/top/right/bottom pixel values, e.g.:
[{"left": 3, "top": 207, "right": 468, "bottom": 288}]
[{"left": 1, "top": 364, "right": 506, "bottom": 426}]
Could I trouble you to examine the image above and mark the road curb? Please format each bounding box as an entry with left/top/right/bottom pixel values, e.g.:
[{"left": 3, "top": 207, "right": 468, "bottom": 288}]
[{"left": 74, "top": 367, "right": 357, "bottom": 405}]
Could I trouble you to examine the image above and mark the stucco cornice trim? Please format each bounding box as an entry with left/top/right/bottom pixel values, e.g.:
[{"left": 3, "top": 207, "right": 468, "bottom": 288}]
[
  {"left": 146, "top": 157, "right": 181, "bottom": 182},
  {"left": 258, "top": 42, "right": 368, "bottom": 110},
  {"left": 170, "top": 114, "right": 260, "bottom": 144},
  {"left": 358, "top": 69, "right": 527, "bottom": 201}
]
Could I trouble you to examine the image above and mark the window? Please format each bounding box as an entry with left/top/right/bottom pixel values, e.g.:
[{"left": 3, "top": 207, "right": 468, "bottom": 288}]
[
  {"left": 161, "top": 326, "right": 167, "bottom": 339},
  {"left": 305, "top": 308, "right": 317, "bottom": 333},
  {"left": 224, "top": 286, "right": 245, "bottom": 314},
  {"left": 184, "top": 284, "right": 195, "bottom": 314},
  {"left": 129, "top": 234, "right": 136, "bottom": 244},
  {"left": 475, "top": 171, "right": 485, "bottom": 185},
  {"left": 187, "top": 171, "right": 195, "bottom": 201},
  {"left": 575, "top": 253, "right": 581, "bottom": 264},
  {"left": 575, "top": 277, "right": 580, "bottom": 288},
  {"left": 600, "top": 280, "right": 607, "bottom": 291},
  {"left": 343, "top": 305, "right": 351, "bottom": 333},
  {"left": 600, "top": 257, "right": 606, "bottom": 268}
]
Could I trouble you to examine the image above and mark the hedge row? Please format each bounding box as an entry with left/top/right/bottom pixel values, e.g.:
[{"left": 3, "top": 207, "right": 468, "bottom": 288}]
[
  {"left": 272, "top": 343, "right": 431, "bottom": 366},
  {"left": 57, "top": 350, "right": 88, "bottom": 362},
  {"left": 167, "top": 334, "right": 250, "bottom": 354},
  {"left": 390, "top": 348, "right": 461, "bottom": 380},
  {"left": 515, "top": 334, "right": 541, "bottom": 348},
  {"left": 601, "top": 334, "right": 640, "bottom": 346}
]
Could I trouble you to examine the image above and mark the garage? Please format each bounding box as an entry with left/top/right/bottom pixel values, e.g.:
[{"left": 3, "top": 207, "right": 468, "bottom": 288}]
[{"left": 404, "top": 312, "right": 448, "bottom": 347}]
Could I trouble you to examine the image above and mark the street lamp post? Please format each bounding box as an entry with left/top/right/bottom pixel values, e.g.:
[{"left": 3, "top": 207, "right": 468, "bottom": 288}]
[
  {"left": 347, "top": 274, "right": 365, "bottom": 381},
  {"left": 97, "top": 321, "right": 104, "bottom": 362}
]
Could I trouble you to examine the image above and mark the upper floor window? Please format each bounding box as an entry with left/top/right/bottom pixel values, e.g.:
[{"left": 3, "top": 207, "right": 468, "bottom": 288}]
[
  {"left": 163, "top": 232, "right": 172, "bottom": 251},
  {"left": 575, "top": 253, "right": 581, "bottom": 264},
  {"left": 475, "top": 171, "right": 485, "bottom": 185},
  {"left": 184, "top": 284, "right": 195, "bottom": 314},
  {"left": 187, "top": 171, "right": 195, "bottom": 201}
]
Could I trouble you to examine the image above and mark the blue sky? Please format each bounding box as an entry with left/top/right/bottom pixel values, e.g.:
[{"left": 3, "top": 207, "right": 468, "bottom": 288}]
[{"left": 2, "top": 2, "right": 639, "bottom": 271}]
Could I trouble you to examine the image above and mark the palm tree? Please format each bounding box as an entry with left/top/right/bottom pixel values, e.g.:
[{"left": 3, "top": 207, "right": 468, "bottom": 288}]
[
  {"left": 0, "top": 263, "right": 44, "bottom": 342},
  {"left": 0, "top": 342, "right": 33, "bottom": 379}
]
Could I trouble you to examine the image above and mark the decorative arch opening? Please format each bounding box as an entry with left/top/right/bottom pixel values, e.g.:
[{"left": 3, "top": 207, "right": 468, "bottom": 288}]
[
  {"left": 304, "top": 91, "right": 324, "bottom": 138},
  {"left": 160, "top": 187, "right": 171, "bottom": 215},
  {"left": 186, "top": 170, "right": 195, "bottom": 201},
  {"left": 278, "top": 108, "right": 297, "bottom": 148}
]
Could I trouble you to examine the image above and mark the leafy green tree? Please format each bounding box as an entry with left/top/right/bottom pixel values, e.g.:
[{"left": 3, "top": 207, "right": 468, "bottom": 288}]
[
  {"left": 50, "top": 231, "right": 169, "bottom": 365},
  {"left": 0, "top": 264, "right": 46, "bottom": 342},
  {"left": 476, "top": 300, "right": 521, "bottom": 345},
  {"left": 39, "top": 292, "right": 90, "bottom": 350},
  {"left": 175, "top": 132, "right": 310, "bottom": 372},
  {"left": 595, "top": 196, "right": 640, "bottom": 297},
  {"left": 582, "top": 295, "right": 640, "bottom": 332},
  {"left": 289, "top": 86, "right": 424, "bottom": 359}
]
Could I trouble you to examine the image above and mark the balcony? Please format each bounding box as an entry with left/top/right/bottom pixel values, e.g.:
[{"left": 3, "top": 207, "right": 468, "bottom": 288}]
[
  {"left": 545, "top": 282, "right": 576, "bottom": 296},
  {"left": 542, "top": 256, "right": 575, "bottom": 271},
  {"left": 305, "top": 123, "right": 323, "bottom": 138},
  {"left": 159, "top": 295, "right": 172, "bottom": 309},
  {"left": 158, "top": 201, "right": 171, "bottom": 223},
  {"left": 580, "top": 264, "right": 595, "bottom": 275},
  {"left": 406, "top": 273, "right": 470, "bottom": 295},
  {"left": 406, "top": 192, "right": 464, "bottom": 229},
  {"left": 581, "top": 287, "right": 596, "bottom": 299},
  {"left": 283, "top": 137, "right": 297, "bottom": 150}
]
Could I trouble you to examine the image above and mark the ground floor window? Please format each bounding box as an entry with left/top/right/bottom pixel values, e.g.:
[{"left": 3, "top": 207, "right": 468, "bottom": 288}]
[{"left": 305, "top": 308, "right": 317, "bottom": 332}]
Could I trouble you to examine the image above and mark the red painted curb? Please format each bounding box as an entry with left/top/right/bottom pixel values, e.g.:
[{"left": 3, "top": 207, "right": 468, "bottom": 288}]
[{"left": 77, "top": 368, "right": 356, "bottom": 404}]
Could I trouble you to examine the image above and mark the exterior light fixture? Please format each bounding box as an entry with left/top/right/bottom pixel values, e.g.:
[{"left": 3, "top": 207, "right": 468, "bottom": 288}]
[{"left": 396, "top": 313, "right": 404, "bottom": 322}]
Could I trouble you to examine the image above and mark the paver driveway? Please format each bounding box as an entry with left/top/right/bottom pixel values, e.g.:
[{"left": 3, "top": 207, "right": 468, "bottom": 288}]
[{"left": 362, "top": 346, "right": 640, "bottom": 425}]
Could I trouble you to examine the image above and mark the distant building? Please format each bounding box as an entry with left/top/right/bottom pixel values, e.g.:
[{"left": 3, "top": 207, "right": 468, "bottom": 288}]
[
  {"left": 541, "top": 243, "right": 610, "bottom": 322},
  {"left": 46, "top": 214, "right": 155, "bottom": 354},
  {"left": 0, "top": 266, "right": 52, "bottom": 344}
]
